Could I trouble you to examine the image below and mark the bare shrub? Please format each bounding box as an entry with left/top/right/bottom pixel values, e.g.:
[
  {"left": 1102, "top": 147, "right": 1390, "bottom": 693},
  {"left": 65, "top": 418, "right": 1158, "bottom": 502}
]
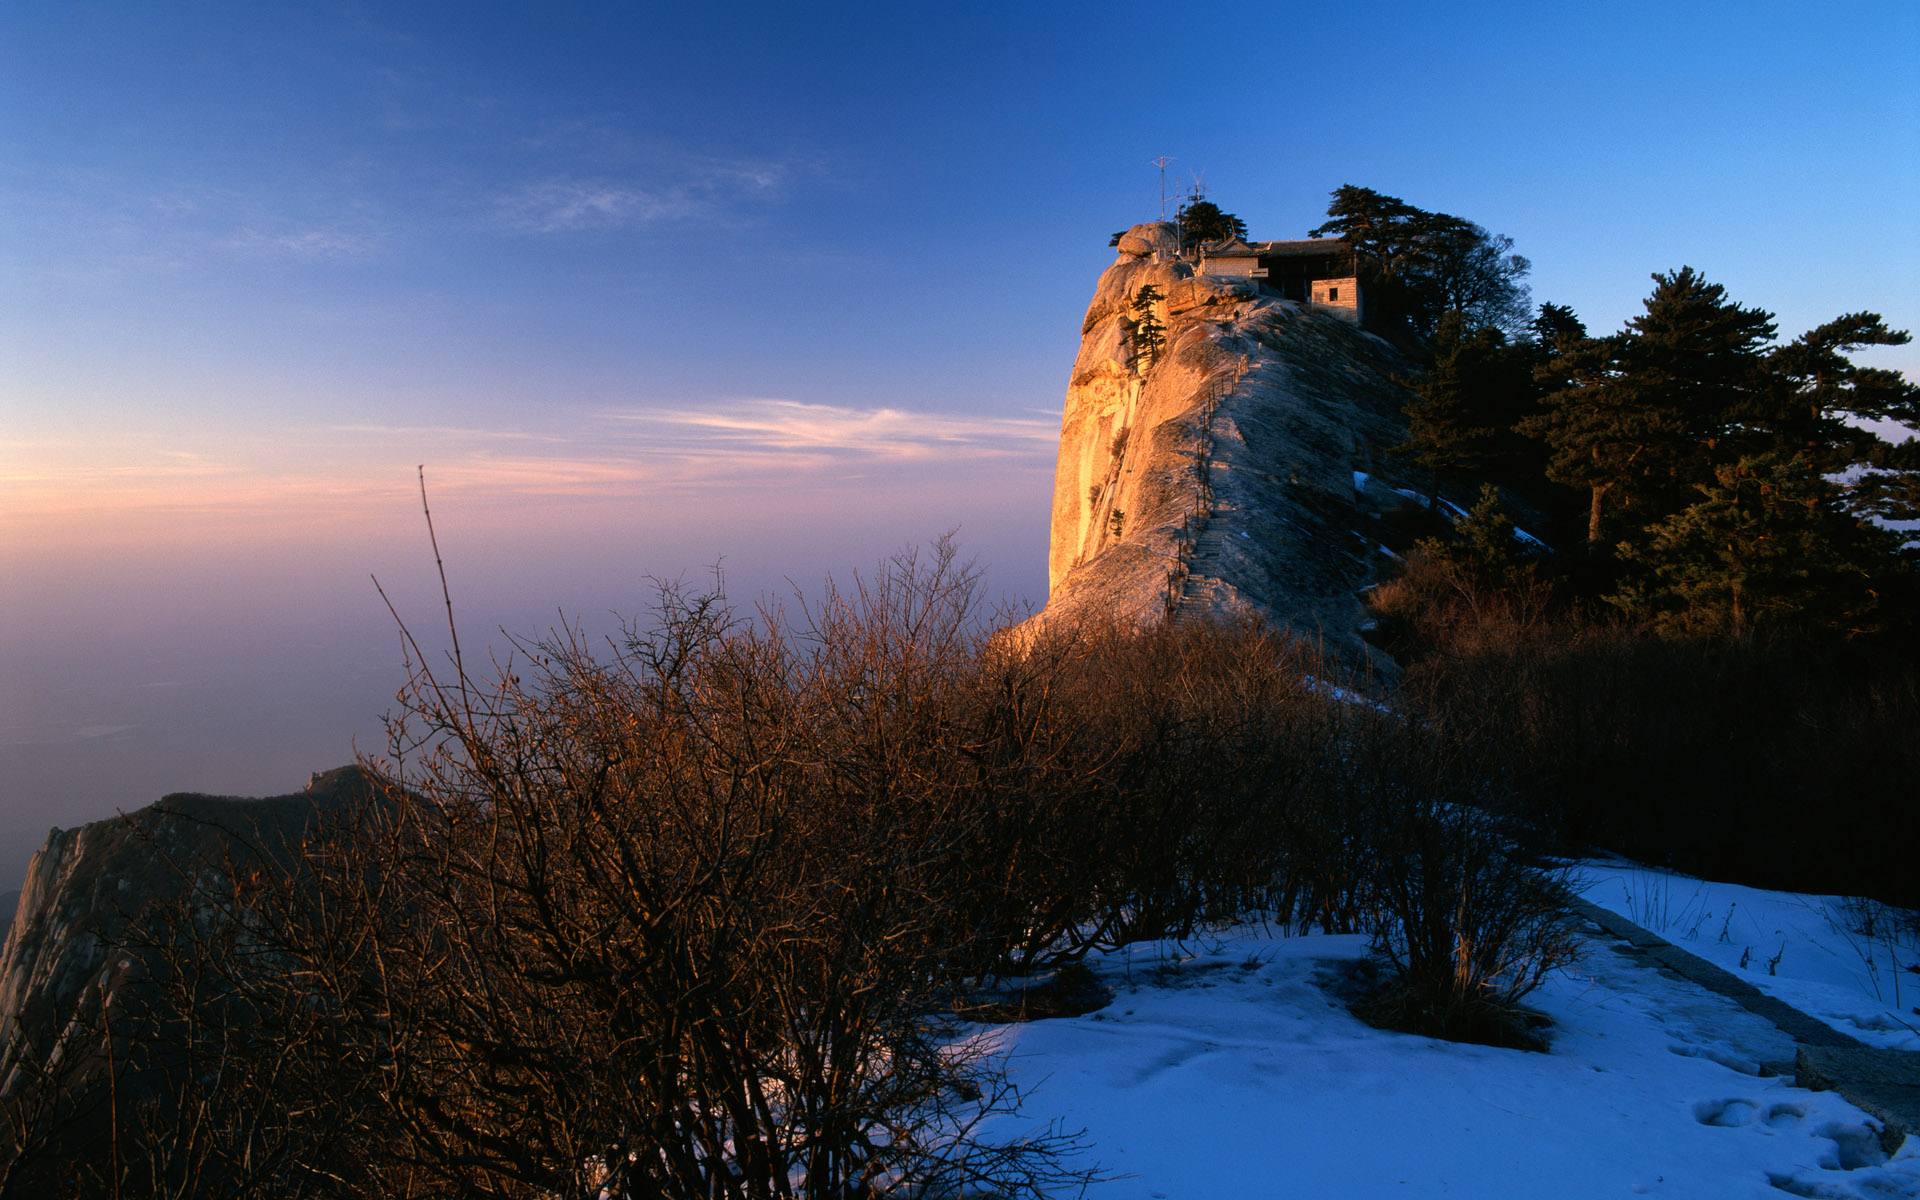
[
  {"left": 1081, "top": 617, "right": 1321, "bottom": 942},
  {"left": 1364, "top": 545, "right": 1560, "bottom": 662},
  {"left": 4, "top": 535, "right": 1611, "bottom": 1194},
  {"left": 314, "top": 538, "right": 1093, "bottom": 1198},
  {"left": 1355, "top": 795, "right": 1580, "bottom": 1050},
  {"left": 1401, "top": 618, "right": 1920, "bottom": 908}
]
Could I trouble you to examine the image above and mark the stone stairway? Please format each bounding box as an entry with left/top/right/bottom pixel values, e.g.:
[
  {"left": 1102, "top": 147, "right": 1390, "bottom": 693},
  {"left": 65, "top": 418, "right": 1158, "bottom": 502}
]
[{"left": 1174, "top": 526, "right": 1234, "bottom": 623}]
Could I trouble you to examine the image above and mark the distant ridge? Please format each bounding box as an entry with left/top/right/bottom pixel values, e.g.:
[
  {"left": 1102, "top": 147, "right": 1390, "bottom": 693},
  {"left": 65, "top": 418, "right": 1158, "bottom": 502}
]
[{"left": 0, "top": 766, "right": 378, "bottom": 1107}]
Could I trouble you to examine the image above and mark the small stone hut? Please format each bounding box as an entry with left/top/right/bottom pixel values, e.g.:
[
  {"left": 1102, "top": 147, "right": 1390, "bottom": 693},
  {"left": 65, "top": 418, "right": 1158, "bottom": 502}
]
[{"left": 1197, "top": 236, "right": 1363, "bottom": 322}]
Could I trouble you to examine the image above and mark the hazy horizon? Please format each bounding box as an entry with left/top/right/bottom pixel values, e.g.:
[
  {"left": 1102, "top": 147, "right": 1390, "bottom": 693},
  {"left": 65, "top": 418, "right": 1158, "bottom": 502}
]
[{"left": 4, "top": 0, "right": 1916, "bottom": 887}]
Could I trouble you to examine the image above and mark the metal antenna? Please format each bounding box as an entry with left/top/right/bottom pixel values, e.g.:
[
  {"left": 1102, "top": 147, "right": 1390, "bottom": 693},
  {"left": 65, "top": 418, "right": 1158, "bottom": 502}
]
[{"left": 1151, "top": 156, "right": 1175, "bottom": 219}]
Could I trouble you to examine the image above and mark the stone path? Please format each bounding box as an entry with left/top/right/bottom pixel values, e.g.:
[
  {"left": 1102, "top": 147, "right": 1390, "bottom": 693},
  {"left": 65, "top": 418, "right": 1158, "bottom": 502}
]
[
  {"left": 1173, "top": 526, "right": 1234, "bottom": 624},
  {"left": 1571, "top": 895, "right": 1920, "bottom": 1150}
]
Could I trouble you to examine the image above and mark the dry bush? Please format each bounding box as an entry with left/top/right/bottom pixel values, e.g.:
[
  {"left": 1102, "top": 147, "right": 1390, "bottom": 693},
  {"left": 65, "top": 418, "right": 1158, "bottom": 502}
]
[
  {"left": 1402, "top": 617, "right": 1920, "bottom": 908},
  {"left": 308, "top": 539, "right": 1095, "bottom": 1199},
  {"left": 6, "top": 538, "right": 1605, "bottom": 1196},
  {"left": 1355, "top": 796, "right": 1579, "bottom": 1050},
  {"left": 1030, "top": 613, "right": 1582, "bottom": 1049},
  {"left": 1042, "top": 615, "right": 1327, "bottom": 947},
  {"left": 15, "top": 541, "right": 1096, "bottom": 1200},
  {"left": 1363, "top": 545, "right": 1561, "bottom": 662}
]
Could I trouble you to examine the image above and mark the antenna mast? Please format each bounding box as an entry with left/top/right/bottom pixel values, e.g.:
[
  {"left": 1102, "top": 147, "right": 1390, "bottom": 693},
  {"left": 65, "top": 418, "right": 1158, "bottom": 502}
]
[{"left": 1151, "top": 155, "right": 1174, "bottom": 220}]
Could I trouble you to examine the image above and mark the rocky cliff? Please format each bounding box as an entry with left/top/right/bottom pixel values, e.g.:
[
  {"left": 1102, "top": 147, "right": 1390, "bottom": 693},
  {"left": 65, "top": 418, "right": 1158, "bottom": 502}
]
[
  {"left": 1037, "top": 222, "right": 1426, "bottom": 663},
  {"left": 0, "top": 766, "right": 376, "bottom": 1104}
]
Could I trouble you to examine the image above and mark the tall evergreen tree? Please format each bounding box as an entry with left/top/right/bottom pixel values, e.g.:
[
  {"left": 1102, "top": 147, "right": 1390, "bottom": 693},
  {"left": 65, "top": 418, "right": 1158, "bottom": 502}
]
[
  {"left": 1760, "top": 313, "right": 1920, "bottom": 468},
  {"left": 1745, "top": 313, "right": 1920, "bottom": 548},
  {"left": 1397, "top": 311, "right": 1538, "bottom": 504},
  {"left": 1522, "top": 268, "right": 1775, "bottom": 546},
  {"left": 1614, "top": 453, "right": 1910, "bottom": 639},
  {"left": 1310, "top": 185, "right": 1425, "bottom": 278},
  {"left": 1530, "top": 303, "right": 1587, "bottom": 352},
  {"left": 1310, "top": 185, "right": 1531, "bottom": 340},
  {"left": 1417, "top": 482, "right": 1541, "bottom": 586}
]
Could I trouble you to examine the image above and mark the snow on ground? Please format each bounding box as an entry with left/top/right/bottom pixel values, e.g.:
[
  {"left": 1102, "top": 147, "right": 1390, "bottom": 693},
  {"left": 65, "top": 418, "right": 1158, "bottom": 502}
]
[
  {"left": 1576, "top": 859, "right": 1920, "bottom": 1053},
  {"left": 1389, "top": 486, "right": 1470, "bottom": 522},
  {"left": 976, "top": 878, "right": 1920, "bottom": 1198}
]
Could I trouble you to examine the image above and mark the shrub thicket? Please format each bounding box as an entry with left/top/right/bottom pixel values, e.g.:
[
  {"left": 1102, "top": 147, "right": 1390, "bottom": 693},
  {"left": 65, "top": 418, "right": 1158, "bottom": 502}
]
[
  {"left": 3, "top": 540, "right": 1582, "bottom": 1198},
  {"left": 1372, "top": 544, "right": 1920, "bottom": 910}
]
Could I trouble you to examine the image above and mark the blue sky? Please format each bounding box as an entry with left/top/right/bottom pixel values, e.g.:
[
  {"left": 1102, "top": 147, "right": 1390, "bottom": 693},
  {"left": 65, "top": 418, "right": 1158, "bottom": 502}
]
[{"left": 2, "top": 0, "right": 1916, "bottom": 880}]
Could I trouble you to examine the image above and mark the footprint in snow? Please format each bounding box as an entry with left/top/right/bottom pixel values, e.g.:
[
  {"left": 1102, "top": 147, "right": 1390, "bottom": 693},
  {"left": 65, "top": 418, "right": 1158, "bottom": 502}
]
[
  {"left": 1761, "top": 1119, "right": 1918, "bottom": 1200},
  {"left": 1694, "top": 1098, "right": 1759, "bottom": 1127},
  {"left": 1766, "top": 1161, "right": 1919, "bottom": 1199},
  {"left": 1696, "top": 1094, "right": 1914, "bottom": 1198},
  {"left": 1128, "top": 1040, "right": 1215, "bottom": 1085},
  {"left": 1767, "top": 1102, "right": 1808, "bottom": 1128},
  {"left": 1811, "top": 1121, "right": 1888, "bottom": 1172}
]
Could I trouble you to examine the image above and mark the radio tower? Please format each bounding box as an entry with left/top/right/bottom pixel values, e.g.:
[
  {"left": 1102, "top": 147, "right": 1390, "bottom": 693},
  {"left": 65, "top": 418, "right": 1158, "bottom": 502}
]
[{"left": 1151, "top": 156, "right": 1175, "bottom": 220}]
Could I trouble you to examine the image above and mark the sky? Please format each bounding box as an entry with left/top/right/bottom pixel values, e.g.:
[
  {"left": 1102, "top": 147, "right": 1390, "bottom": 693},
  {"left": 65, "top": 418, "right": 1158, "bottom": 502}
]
[{"left": 2, "top": 0, "right": 1917, "bottom": 886}]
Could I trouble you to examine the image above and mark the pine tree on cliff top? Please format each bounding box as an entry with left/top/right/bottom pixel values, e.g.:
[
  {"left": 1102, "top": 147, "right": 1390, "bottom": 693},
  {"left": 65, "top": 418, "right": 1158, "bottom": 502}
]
[{"left": 1176, "top": 199, "right": 1246, "bottom": 248}]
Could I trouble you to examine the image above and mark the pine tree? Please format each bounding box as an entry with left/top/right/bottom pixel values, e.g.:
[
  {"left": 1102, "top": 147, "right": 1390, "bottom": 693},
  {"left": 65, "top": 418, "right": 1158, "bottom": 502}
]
[
  {"left": 1762, "top": 314, "right": 1916, "bottom": 451},
  {"left": 1521, "top": 268, "right": 1775, "bottom": 547},
  {"left": 1128, "top": 285, "right": 1167, "bottom": 374},
  {"left": 1311, "top": 186, "right": 1531, "bottom": 339},
  {"left": 1397, "top": 311, "right": 1540, "bottom": 505},
  {"left": 1530, "top": 303, "right": 1586, "bottom": 352},
  {"left": 1175, "top": 199, "right": 1246, "bottom": 248},
  {"left": 1614, "top": 453, "right": 1910, "bottom": 639},
  {"left": 1310, "top": 185, "right": 1424, "bottom": 276},
  {"left": 1418, "top": 483, "right": 1539, "bottom": 583},
  {"left": 1759, "top": 313, "right": 1920, "bottom": 522}
]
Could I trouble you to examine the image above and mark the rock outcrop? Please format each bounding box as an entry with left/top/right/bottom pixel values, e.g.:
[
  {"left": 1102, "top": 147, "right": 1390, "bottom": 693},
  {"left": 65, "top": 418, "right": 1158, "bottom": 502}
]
[
  {"left": 1037, "top": 223, "right": 1424, "bottom": 662},
  {"left": 0, "top": 766, "right": 377, "bottom": 1102}
]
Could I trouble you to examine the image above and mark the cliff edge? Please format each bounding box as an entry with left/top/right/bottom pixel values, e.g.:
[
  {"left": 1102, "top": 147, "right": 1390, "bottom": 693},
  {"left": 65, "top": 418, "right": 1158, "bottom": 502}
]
[
  {"left": 1037, "top": 223, "right": 1424, "bottom": 662},
  {"left": 0, "top": 766, "right": 377, "bottom": 1103}
]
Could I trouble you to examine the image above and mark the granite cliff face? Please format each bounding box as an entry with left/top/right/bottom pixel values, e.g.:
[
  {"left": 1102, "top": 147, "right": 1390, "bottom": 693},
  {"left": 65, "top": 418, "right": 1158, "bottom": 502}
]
[
  {"left": 0, "top": 767, "right": 375, "bottom": 1102},
  {"left": 1037, "top": 222, "right": 1425, "bottom": 662}
]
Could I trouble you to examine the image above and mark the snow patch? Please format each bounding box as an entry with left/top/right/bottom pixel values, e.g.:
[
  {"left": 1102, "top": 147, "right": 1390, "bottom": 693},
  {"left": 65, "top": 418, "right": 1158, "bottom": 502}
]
[
  {"left": 1576, "top": 861, "right": 1920, "bottom": 1053},
  {"left": 979, "top": 906, "right": 1920, "bottom": 1199}
]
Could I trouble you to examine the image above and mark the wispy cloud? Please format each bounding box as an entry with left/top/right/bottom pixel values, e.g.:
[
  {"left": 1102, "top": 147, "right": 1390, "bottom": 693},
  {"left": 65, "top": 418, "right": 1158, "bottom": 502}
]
[
  {"left": 365, "top": 400, "right": 1055, "bottom": 499},
  {"left": 494, "top": 158, "right": 794, "bottom": 234},
  {"left": 1, "top": 399, "right": 1056, "bottom": 535},
  {"left": 622, "top": 399, "right": 1057, "bottom": 461},
  {"left": 221, "top": 225, "right": 380, "bottom": 260},
  {"left": 0, "top": 167, "right": 386, "bottom": 275},
  {"left": 328, "top": 423, "right": 571, "bottom": 444}
]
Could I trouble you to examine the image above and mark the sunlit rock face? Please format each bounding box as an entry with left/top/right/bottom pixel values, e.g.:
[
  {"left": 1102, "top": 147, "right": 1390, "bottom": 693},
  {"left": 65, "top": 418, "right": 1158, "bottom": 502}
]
[
  {"left": 1037, "top": 222, "right": 1420, "bottom": 664},
  {"left": 0, "top": 766, "right": 375, "bottom": 1100}
]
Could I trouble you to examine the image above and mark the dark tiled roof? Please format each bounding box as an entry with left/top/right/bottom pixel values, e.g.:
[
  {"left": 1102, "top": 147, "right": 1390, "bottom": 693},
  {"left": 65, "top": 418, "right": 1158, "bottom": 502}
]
[
  {"left": 1199, "top": 236, "right": 1262, "bottom": 258},
  {"left": 1251, "top": 238, "right": 1349, "bottom": 258}
]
